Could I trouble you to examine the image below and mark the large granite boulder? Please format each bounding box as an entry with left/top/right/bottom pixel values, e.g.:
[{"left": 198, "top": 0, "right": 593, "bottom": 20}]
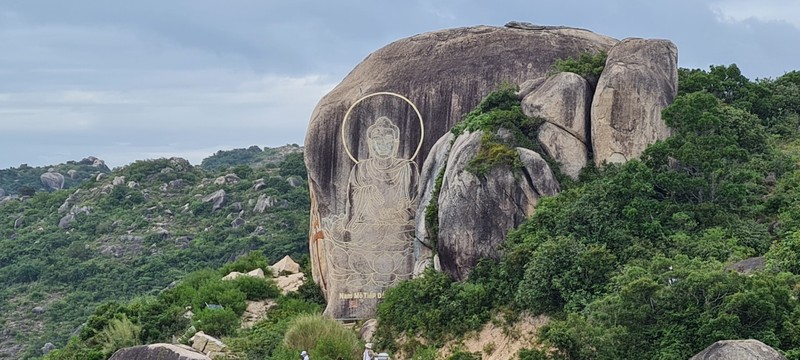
[
  {"left": 521, "top": 72, "right": 593, "bottom": 179},
  {"left": 40, "top": 172, "right": 65, "bottom": 190},
  {"left": 433, "top": 131, "right": 560, "bottom": 280},
  {"left": 537, "top": 123, "right": 589, "bottom": 180},
  {"left": 109, "top": 344, "right": 210, "bottom": 360},
  {"left": 413, "top": 132, "right": 454, "bottom": 275},
  {"left": 591, "top": 38, "right": 678, "bottom": 166},
  {"left": 306, "top": 24, "right": 617, "bottom": 319},
  {"left": 690, "top": 339, "right": 786, "bottom": 360},
  {"left": 202, "top": 190, "right": 226, "bottom": 212}
]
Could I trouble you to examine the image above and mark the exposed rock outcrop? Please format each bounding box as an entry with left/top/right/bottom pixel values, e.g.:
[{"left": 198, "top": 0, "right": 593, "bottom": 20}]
[
  {"left": 112, "top": 176, "right": 126, "bottom": 186},
  {"left": 591, "top": 38, "right": 678, "bottom": 165},
  {"left": 306, "top": 25, "right": 617, "bottom": 318},
  {"left": 271, "top": 255, "right": 301, "bottom": 275},
  {"left": 522, "top": 72, "right": 591, "bottom": 143},
  {"left": 537, "top": 123, "right": 589, "bottom": 180},
  {"left": 109, "top": 344, "right": 210, "bottom": 360},
  {"left": 202, "top": 190, "right": 226, "bottom": 212},
  {"left": 190, "top": 332, "right": 228, "bottom": 358},
  {"left": 40, "top": 172, "right": 65, "bottom": 190},
  {"left": 413, "top": 132, "right": 454, "bottom": 275},
  {"left": 689, "top": 339, "right": 786, "bottom": 360},
  {"left": 436, "top": 132, "right": 560, "bottom": 280},
  {"left": 253, "top": 195, "right": 275, "bottom": 213}
]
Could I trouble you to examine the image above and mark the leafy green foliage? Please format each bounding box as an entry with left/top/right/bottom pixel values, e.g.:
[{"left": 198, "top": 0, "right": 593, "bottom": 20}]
[
  {"left": 283, "top": 314, "right": 361, "bottom": 360},
  {"left": 552, "top": 51, "right": 607, "bottom": 86},
  {"left": 95, "top": 314, "right": 141, "bottom": 355},
  {"left": 0, "top": 160, "right": 109, "bottom": 196},
  {"left": 0, "top": 150, "right": 310, "bottom": 357},
  {"left": 451, "top": 84, "right": 545, "bottom": 177},
  {"left": 375, "top": 269, "right": 492, "bottom": 350}
]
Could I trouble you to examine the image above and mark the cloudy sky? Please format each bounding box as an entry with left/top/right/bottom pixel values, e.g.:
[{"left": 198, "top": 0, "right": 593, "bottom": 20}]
[{"left": 1, "top": 0, "right": 798, "bottom": 169}]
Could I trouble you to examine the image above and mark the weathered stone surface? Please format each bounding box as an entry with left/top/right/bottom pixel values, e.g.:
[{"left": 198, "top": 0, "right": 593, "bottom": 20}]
[
  {"left": 253, "top": 179, "right": 267, "bottom": 191},
  {"left": 190, "top": 332, "right": 227, "bottom": 356},
  {"left": 231, "top": 217, "right": 245, "bottom": 228},
  {"left": 522, "top": 72, "right": 591, "bottom": 143},
  {"left": 32, "top": 306, "right": 45, "bottom": 315},
  {"left": 726, "top": 257, "right": 766, "bottom": 274},
  {"left": 241, "top": 300, "right": 277, "bottom": 329},
  {"left": 14, "top": 216, "right": 24, "bottom": 229},
  {"left": 536, "top": 123, "right": 589, "bottom": 180},
  {"left": 516, "top": 77, "right": 546, "bottom": 99},
  {"left": 591, "top": 38, "right": 678, "bottom": 166},
  {"left": 96, "top": 173, "right": 107, "bottom": 181},
  {"left": 202, "top": 190, "right": 226, "bottom": 212},
  {"left": 40, "top": 172, "right": 65, "bottom": 190},
  {"left": 67, "top": 169, "right": 78, "bottom": 179},
  {"left": 359, "top": 319, "right": 378, "bottom": 342},
  {"left": 58, "top": 214, "right": 76, "bottom": 230},
  {"left": 41, "top": 342, "right": 55, "bottom": 355},
  {"left": 214, "top": 173, "right": 240, "bottom": 185},
  {"left": 414, "top": 132, "right": 454, "bottom": 275},
  {"left": 155, "top": 227, "right": 169, "bottom": 240},
  {"left": 253, "top": 194, "right": 275, "bottom": 213},
  {"left": 112, "top": 176, "right": 126, "bottom": 186},
  {"left": 286, "top": 176, "right": 303, "bottom": 188},
  {"left": 271, "top": 255, "right": 301, "bottom": 275},
  {"left": 230, "top": 202, "right": 243, "bottom": 212},
  {"left": 436, "top": 132, "right": 559, "bottom": 280},
  {"left": 110, "top": 344, "right": 210, "bottom": 360},
  {"left": 168, "top": 179, "right": 185, "bottom": 190},
  {"left": 275, "top": 272, "right": 305, "bottom": 294},
  {"left": 690, "top": 339, "right": 786, "bottom": 360},
  {"left": 307, "top": 25, "right": 616, "bottom": 319}
]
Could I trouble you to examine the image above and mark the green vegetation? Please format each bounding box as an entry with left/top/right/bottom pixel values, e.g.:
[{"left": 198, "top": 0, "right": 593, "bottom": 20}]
[
  {"left": 200, "top": 144, "right": 304, "bottom": 171},
  {"left": 376, "top": 65, "right": 800, "bottom": 359},
  {"left": 552, "top": 50, "right": 608, "bottom": 86},
  {"left": 41, "top": 253, "right": 345, "bottom": 360},
  {"left": 0, "top": 160, "right": 110, "bottom": 195},
  {"left": 451, "top": 83, "right": 544, "bottom": 177},
  {"left": 0, "top": 149, "right": 310, "bottom": 358},
  {"left": 283, "top": 314, "right": 361, "bottom": 359}
]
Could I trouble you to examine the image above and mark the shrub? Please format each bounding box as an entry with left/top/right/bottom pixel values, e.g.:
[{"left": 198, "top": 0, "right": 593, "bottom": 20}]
[
  {"left": 193, "top": 307, "right": 240, "bottom": 337},
  {"left": 283, "top": 314, "right": 360, "bottom": 359},
  {"left": 95, "top": 314, "right": 141, "bottom": 355},
  {"left": 231, "top": 275, "right": 281, "bottom": 300}
]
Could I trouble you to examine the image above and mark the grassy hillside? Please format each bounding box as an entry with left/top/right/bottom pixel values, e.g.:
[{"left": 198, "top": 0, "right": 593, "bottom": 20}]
[
  {"left": 0, "top": 158, "right": 110, "bottom": 196},
  {"left": 0, "top": 150, "right": 309, "bottom": 359},
  {"left": 200, "top": 144, "right": 303, "bottom": 171}
]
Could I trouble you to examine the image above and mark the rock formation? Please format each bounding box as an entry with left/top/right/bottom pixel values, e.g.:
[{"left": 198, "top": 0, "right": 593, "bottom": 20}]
[
  {"left": 689, "top": 339, "right": 786, "bottom": 360},
  {"left": 202, "top": 190, "right": 226, "bottom": 212},
  {"left": 306, "top": 24, "right": 616, "bottom": 320},
  {"left": 591, "top": 38, "right": 678, "bottom": 165},
  {"left": 431, "top": 132, "right": 560, "bottom": 280},
  {"left": 40, "top": 171, "right": 65, "bottom": 190},
  {"left": 305, "top": 23, "right": 679, "bottom": 319},
  {"left": 109, "top": 344, "right": 210, "bottom": 360},
  {"left": 522, "top": 72, "right": 592, "bottom": 179}
]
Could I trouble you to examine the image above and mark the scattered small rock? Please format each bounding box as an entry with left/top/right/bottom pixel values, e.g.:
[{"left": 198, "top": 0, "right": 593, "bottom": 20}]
[
  {"left": 112, "top": 176, "right": 126, "bottom": 186},
  {"left": 231, "top": 217, "right": 245, "bottom": 229},
  {"left": 765, "top": 172, "right": 777, "bottom": 185},
  {"left": 230, "top": 202, "right": 243, "bottom": 212},
  {"left": 58, "top": 214, "right": 76, "bottom": 230},
  {"left": 41, "top": 342, "right": 55, "bottom": 355},
  {"left": 252, "top": 226, "right": 267, "bottom": 236}
]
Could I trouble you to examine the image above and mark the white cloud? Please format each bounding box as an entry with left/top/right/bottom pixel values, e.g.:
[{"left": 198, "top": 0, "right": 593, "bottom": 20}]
[{"left": 710, "top": 0, "right": 800, "bottom": 28}]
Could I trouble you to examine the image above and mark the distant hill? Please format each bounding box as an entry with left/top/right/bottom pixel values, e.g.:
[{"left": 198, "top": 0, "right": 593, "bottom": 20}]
[
  {"left": 200, "top": 144, "right": 303, "bottom": 171},
  {"left": 0, "top": 157, "right": 110, "bottom": 196},
  {"left": 0, "top": 149, "right": 309, "bottom": 359}
]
